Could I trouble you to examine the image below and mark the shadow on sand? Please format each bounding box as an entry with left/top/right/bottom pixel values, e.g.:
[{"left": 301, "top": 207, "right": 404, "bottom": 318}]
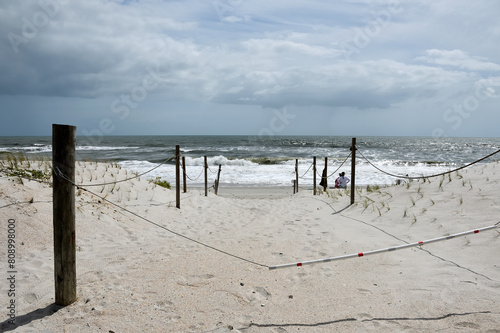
[{"left": 0, "top": 303, "right": 63, "bottom": 332}]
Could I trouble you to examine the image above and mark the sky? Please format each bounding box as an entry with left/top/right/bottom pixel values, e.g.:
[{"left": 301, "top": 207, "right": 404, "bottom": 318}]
[{"left": 1, "top": 0, "right": 500, "bottom": 138}]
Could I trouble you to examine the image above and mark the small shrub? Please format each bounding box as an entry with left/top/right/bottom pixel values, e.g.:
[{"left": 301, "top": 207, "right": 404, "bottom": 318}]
[{"left": 152, "top": 177, "right": 171, "bottom": 189}]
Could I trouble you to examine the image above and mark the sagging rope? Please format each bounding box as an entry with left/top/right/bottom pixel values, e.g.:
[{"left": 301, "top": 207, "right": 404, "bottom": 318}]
[
  {"left": 207, "top": 165, "right": 218, "bottom": 174},
  {"left": 77, "top": 186, "right": 268, "bottom": 268},
  {"left": 55, "top": 155, "right": 176, "bottom": 187},
  {"left": 316, "top": 152, "right": 352, "bottom": 179},
  {"left": 357, "top": 146, "right": 500, "bottom": 180},
  {"left": 299, "top": 161, "right": 314, "bottom": 178},
  {"left": 57, "top": 173, "right": 267, "bottom": 268},
  {"left": 180, "top": 159, "right": 204, "bottom": 182},
  {"left": 269, "top": 222, "right": 500, "bottom": 270}
]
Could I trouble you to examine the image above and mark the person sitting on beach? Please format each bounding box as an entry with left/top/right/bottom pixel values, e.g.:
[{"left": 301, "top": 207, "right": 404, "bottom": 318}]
[
  {"left": 338, "top": 172, "right": 350, "bottom": 188},
  {"left": 334, "top": 173, "right": 341, "bottom": 188}
]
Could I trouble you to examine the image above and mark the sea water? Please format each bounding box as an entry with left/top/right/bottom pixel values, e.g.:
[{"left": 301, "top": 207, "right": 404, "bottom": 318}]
[{"left": 1, "top": 136, "right": 499, "bottom": 186}]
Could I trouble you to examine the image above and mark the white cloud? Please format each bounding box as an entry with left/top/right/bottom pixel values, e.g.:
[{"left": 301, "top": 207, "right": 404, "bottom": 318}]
[
  {"left": 242, "top": 38, "right": 340, "bottom": 58},
  {"left": 417, "top": 49, "right": 500, "bottom": 72},
  {"left": 1, "top": 0, "right": 500, "bottom": 136}
]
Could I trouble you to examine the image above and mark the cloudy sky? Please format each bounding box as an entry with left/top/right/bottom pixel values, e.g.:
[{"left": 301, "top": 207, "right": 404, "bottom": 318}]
[{"left": 1, "top": 0, "right": 499, "bottom": 137}]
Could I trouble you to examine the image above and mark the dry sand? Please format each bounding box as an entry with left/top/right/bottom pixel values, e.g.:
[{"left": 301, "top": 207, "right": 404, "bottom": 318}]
[{"left": 0, "top": 159, "right": 499, "bottom": 332}]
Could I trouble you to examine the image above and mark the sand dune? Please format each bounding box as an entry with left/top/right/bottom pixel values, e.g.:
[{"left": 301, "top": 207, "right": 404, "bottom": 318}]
[{"left": 1, "top": 159, "right": 499, "bottom": 332}]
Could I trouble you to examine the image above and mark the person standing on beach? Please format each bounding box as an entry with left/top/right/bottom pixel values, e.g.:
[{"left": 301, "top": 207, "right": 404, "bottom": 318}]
[
  {"left": 319, "top": 167, "right": 328, "bottom": 190},
  {"left": 338, "top": 172, "right": 350, "bottom": 188}
]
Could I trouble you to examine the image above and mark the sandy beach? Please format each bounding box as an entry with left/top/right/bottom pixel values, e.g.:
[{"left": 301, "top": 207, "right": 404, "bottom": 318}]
[{"left": 1, "top": 158, "right": 499, "bottom": 332}]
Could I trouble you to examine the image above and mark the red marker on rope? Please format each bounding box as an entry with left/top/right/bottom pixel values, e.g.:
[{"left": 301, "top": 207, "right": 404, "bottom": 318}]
[{"left": 268, "top": 224, "right": 499, "bottom": 270}]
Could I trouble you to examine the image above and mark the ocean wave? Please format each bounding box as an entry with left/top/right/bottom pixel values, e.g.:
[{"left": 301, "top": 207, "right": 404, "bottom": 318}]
[
  {"left": 1, "top": 145, "right": 52, "bottom": 153},
  {"left": 76, "top": 146, "right": 139, "bottom": 151},
  {"left": 184, "top": 155, "right": 256, "bottom": 167}
]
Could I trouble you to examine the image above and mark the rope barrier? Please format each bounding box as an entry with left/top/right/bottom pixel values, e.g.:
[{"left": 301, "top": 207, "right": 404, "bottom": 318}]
[
  {"left": 180, "top": 160, "right": 204, "bottom": 182},
  {"left": 327, "top": 152, "right": 352, "bottom": 178},
  {"left": 337, "top": 212, "right": 496, "bottom": 281},
  {"left": 55, "top": 155, "right": 176, "bottom": 187},
  {"left": 70, "top": 183, "right": 268, "bottom": 268},
  {"left": 356, "top": 146, "right": 500, "bottom": 180},
  {"left": 268, "top": 222, "right": 499, "bottom": 270},
  {"left": 315, "top": 152, "right": 352, "bottom": 179},
  {"left": 207, "top": 165, "right": 218, "bottom": 174},
  {"left": 299, "top": 161, "right": 314, "bottom": 178}
]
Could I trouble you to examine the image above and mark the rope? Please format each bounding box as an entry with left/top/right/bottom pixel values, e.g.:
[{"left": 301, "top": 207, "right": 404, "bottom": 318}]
[
  {"left": 356, "top": 146, "right": 500, "bottom": 180},
  {"left": 180, "top": 160, "right": 204, "bottom": 182},
  {"left": 55, "top": 155, "right": 176, "bottom": 187},
  {"left": 327, "top": 152, "right": 352, "bottom": 178},
  {"left": 315, "top": 152, "right": 352, "bottom": 179},
  {"left": 299, "top": 161, "right": 314, "bottom": 178},
  {"left": 56, "top": 162, "right": 269, "bottom": 268},
  {"left": 207, "top": 165, "right": 218, "bottom": 174},
  {"left": 269, "top": 223, "right": 500, "bottom": 270},
  {"left": 76, "top": 186, "right": 267, "bottom": 268}
]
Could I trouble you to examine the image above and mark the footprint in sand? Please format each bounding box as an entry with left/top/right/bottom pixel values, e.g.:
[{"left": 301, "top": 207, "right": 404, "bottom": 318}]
[
  {"left": 357, "top": 288, "right": 372, "bottom": 295},
  {"left": 176, "top": 274, "right": 215, "bottom": 287}
]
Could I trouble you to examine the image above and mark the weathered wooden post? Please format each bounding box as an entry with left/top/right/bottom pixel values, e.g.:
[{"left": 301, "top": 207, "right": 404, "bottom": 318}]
[
  {"left": 204, "top": 156, "right": 208, "bottom": 197},
  {"left": 313, "top": 156, "right": 317, "bottom": 195},
  {"left": 182, "top": 156, "right": 187, "bottom": 193},
  {"left": 351, "top": 137, "right": 356, "bottom": 205},
  {"left": 52, "top": 124, "right": 77, "bottom": 306},
  {"left": 214, "top": 164, "right": 222, "bottom": 195},
  {"left": 176, "top": 145, "right": 180, "bottom": 209},
  {"left": 295, "top": 159, "right": 299, "bottom": 193},
  {"left": 322, "top": 157, "right": 328, "bottom": 191}
]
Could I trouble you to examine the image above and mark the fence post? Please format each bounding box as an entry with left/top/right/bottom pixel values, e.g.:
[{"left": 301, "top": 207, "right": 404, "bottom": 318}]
[
  {"left": 176, "top": 145, "right": 180, "bottom": 209},
  {"left": 295, "top": 159, "right": 299, "bottom": 193},
  {"left": 215, "top": 164, "right": 221, "bottom": 195},
  {"left": 322, "top": 157, "right": 328, "bottom": 191},
  {"left": 204, "top": 156, "right": 208, "bottom": 197},
  {"left": 182, "top": 156, "right": 187, "bottom": 193},
  {"left": 351, "top": 137, "right": 356, "bottom": 205},
  {"left": 52, "top": 124, "right": 77, "bottom": 306},
  {"left": 313, "top": 156, "right": 316, "bottom": 195}
]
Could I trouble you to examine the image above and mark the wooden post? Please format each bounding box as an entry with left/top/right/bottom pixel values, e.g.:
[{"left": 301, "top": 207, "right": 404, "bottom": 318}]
[
  {"left": 204, "top": 156, "right": 208, "bottom": 197},
  {"left": 52, "top": 124, "right": 77, "bottom": 306},
  {"left": 351, "top": 137, "right": 356, "bottom": 205},
  {"left": 295, "top": 159, "right": 299, "bottom": 193},
  {"left": 323, "top": 157, "right": 328, "bottom": 191},
  {"left": 215, "top": 164, "right": 221, "bottom": 195},
  {"left": 182, "top": 156, "right": 187, "bottom": 193},
  {"left": 175, "top": 145, "right": 180, "bottom": 209},
  {"left": 313, "top": 157, "right": 316, "bottom": 195}
]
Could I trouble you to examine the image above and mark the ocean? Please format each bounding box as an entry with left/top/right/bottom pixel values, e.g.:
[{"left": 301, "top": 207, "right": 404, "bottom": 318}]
[{"left": 1, "top": 136, "right": 499, "bottom": 187}]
